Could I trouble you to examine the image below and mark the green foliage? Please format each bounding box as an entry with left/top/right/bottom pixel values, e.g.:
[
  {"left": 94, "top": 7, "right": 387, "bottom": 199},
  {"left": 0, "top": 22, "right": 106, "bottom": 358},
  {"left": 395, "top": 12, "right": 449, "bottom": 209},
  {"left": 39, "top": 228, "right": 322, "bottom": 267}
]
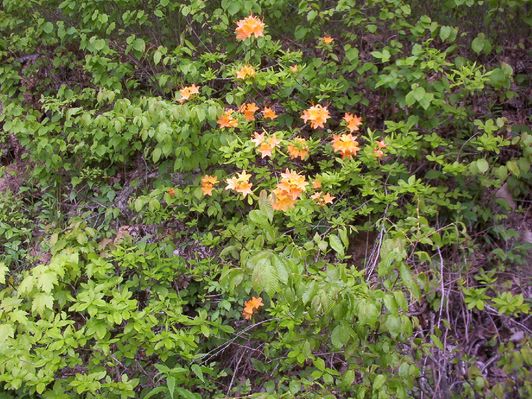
[{"left": 0, "top": 0, "right": 530, "bottom": 398}]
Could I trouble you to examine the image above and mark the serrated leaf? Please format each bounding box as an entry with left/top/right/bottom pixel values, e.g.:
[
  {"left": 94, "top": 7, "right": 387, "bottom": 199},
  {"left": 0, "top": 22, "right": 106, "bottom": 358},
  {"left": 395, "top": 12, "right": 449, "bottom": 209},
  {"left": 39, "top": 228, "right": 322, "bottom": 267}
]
[
  {"left": 37, "top": 271, "right": 57, "bottom": 293},
  {"left": 0, "top": 323, "right": 15, "bottom": 342},
  {"left": 32, "top": 293, "right": 54, "bottom": 315}
]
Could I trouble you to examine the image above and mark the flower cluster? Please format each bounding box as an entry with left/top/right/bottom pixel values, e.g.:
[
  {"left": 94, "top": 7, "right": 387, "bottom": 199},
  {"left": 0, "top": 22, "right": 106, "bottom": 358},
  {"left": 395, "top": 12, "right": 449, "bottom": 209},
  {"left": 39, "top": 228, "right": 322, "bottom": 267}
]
[
  {"left": 311, "top": 191, "right": 335, "bottom": 206},
  {"left": 272, "top": 169, "right": 308, "bottom": 211},
  {"left": 373, "top": 139, "right": 387, "bottom": 159},
  {"left": 236, "top": 65, "right": 256, "bottom": 79},
  {"left": 242, "top": 296, "right": 263, "bottom": 320},
  {"left": 332, "top": 133, "right": 360, "bottom": 159},
  {"left": 287, "top": 137, "right": 310, "bottom": 160},
  {"left": 239, "top": 102, "right": 259, "bottom": 121},
  {"left": 201, "top": 175, "right": 218, "bottom": 196},
  {"left": 178, "top": 84, "right": 199, "bottom": 103},
  {"left": 225, "top": 171, "right": 253, "bottom": 197},
  {"left": 343, "top": 113, "right": 362, "bottom": 133},
  {"left": 301, "top": 104, "right": 330, "bottom": 129},
  {"left": 235, "top": 15, "right": 265, "bottom": 41},
  {"left": 217, "top": 109, "right": 239, "bottom": 129},
  {"left": 251, "top": 132, "right": 281, "bottom": 158}
]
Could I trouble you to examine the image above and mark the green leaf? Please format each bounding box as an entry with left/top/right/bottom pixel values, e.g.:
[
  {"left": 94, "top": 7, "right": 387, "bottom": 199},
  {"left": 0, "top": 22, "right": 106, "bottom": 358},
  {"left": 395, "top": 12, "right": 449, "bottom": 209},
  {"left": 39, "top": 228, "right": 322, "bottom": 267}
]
[
  {"left": 37, "top": 271, "right": 57, "bottom": 293},
  {"left": 0, "top": 323, "right": 15, "bottom": 341},
  {"left": 329, "top": 234, "right": 344, "bottom": 258},
  {"left": 373, "top": 374, "right": 386, "bottom": 391},
  {"left": 32, "top": 293, "right": 54, "bottom": 315},
  {"left": 42, "top": 22, "right": 54, "bottom": 34},
  {"left": 0, "top": 262, "right": 7, "bottom": 284},
  {"left": 154, "top": 50, "right": 162, "bottom": 65},
  {"left": 167, "top": 376, "right": 175, "bottom": 399},
  {"left": 152, "top": 147, "right": 162, "bottom": 163},
  {"left": 439, "top": 26, "right": 451, "bottom": 41},
  {"left": 471, "top": 33, "right": 491, "bottom": 54},
  {"left": 331, "top": 323, "right": 351, "bottom": 348},
  {"left": 247, "top": 251, "right": 279, "bottom": 296},
  {"left": 476, "top": 159, "right": 489, "bottom": 173},
  {"left": 133, "top": 38, "right": 146, "bottom": 54}
]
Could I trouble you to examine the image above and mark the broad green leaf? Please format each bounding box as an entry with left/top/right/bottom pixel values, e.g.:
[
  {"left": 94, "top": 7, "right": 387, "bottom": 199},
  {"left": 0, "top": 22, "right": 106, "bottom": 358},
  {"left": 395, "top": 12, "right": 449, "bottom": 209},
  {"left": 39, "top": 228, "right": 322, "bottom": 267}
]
[
  {"left": 331, "top": 323, "right": 351, "bottom": 348},
  {"left": 476, "top": 158, "right": 489, "bottom": 173},
  {"left": 329, "top": 234, "right": 344, "bottom": 258},
  {"left": 0, "top": 262, "right": 7, "bottom": 284}
]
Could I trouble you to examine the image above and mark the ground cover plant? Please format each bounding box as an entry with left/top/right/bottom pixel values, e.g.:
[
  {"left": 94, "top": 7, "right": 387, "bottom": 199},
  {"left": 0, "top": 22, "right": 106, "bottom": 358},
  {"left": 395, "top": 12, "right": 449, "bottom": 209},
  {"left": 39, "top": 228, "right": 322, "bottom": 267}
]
[{"left": 0, "top": 0, "right": 530, "bottom": 398}]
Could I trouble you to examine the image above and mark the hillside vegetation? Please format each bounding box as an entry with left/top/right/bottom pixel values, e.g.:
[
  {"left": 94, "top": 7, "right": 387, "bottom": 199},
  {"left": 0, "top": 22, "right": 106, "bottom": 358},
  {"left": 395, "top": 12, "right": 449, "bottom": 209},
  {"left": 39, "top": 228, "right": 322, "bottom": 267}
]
[{"left": 0, "top": 1, "right": 530, "bottom": 398}]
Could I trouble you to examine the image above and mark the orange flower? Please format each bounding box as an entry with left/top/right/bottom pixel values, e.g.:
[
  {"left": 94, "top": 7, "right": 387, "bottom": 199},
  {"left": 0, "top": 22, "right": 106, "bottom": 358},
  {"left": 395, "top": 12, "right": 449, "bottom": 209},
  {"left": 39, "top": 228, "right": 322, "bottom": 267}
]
[
  {"left": 376, "top": 139, "right": 386, "bottom": 149},
  {"left": 251, "top": 131, "right": 265, "bottom": 146},
  {"left": 178, "top": 84, "right": 200, "bottom": 103},
  {"left": 278, "top": 169, "right": 308, "bottom": 200},
  {"left": 373, "top": 139, "right": 386, "bottom": 158},
  {"left": 301, "top": 104, "right": 330, "bottom": 129},
  {"left": 236, "top": 65, "right": 256, "bottom": 79},
  {"left": 167, "top": 187, "right": 176, "bottom": 198},
  {"left": 290, "top": 64, "right": 299, "bottom": 73},
  {"left": 343, "top": 113, "right": 363, "bottom": 133},
  {"left": 312, "top": 179, "right": 322, "bottom": 190},
  {"left": 262, "top": 107, "right": 278, "bottom": 120},
  {"left": 321, "top": 35, "right": 334, "bottom": 44},
  {"left": 235, "top": 15, "right": 265, "bottom": 41},
  {"left": 251, "top": 132, "right": 280, "bottom": 158},
  {"left": 239, "top": 102, "right": 259, "bottom": 121},
  {"left": 331, "top": 134, "right": 360, "bottom": 159},
  {"left": 311, "top": 191, "right": 335, "bottom": 206},
  {"left": 201, "top": 175, "right": 218, "bottom": 196},
  {"left": 242, "top": 296, "right": 264, "bottom": 320},
  {"left": 217, "top": 109, "right": 238, "bottom": 129},
  {"left": 287, "top": 137, "right": 310, "bottom": 160},
  {"left": 225, "top": 171, "right": 253, "bottom": 197},
  {"left": 271, "top": 169, "right": 308, "bottom": 211},
  {"left": 271, "top": 188, "right": 297, "bottom": 211}
]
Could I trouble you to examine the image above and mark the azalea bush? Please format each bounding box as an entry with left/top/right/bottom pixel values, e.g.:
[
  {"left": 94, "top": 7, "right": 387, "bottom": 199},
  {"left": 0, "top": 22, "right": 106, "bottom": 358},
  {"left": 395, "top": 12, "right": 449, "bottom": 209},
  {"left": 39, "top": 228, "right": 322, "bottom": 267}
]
[{"left": 0, "top": 0, "right": 531, "bottom": 398}]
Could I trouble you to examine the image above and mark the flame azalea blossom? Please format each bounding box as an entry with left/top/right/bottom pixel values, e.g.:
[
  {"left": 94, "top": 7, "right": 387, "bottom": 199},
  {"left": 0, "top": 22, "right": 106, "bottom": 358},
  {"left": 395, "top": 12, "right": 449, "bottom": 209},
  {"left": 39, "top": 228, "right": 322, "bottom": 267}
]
[
  {"left": 312, "top": 179, "right": 322, "bottom": 190},
  {"left": 239, "top": 102, "right": 259, "bottom": 121},
  {"left": 287, "top": 137, "right": 310, "bottom": 160},
  {"left": 271, "top": 169, "right": 308, "bottom": 211},
  {"left": 242, "top": 296, "right": 264, "bottom": 320},
  {"left": 225, "top": 171, "right": 253, "bottom": 197},
  {"left": 262, "top": 107, "right": 278, "bottom": 120},
  {"left": 251, "top": 132, "right": 280, "bottom": 158},
  {"left": 236, "top": 65, "right": 256, "bottom": 79},
  {"left": 235, "top": 15, "right": 265, "bottom": 41},
  {"left": 301, "top": 104, "right": 330, "bottom": 129},
  {"left": 217, "top": 109, "right": 238, "bottom": 129},
  {"left": 271, "top": 188, "right": 297, "bottom": 211},
  {"left": 321, "top": 35, "right": 334, "bottom": 44},
  {"left": 373, "top": 140, "right": 386, "bottom": 158},
  {"left": 290, "top": 64, "right": 299, "bottom": 73},
  {"left": 201, "top": 175, "right": 218, "bottom": 196},
  {"left": 332, "top": 134, "right": 360, "bottom": 159},
  {"left": 178, "top": 84, "right": 200, "bottom": 103},
  {"left": 167, "top": 188, "right": 176, "bottom": 198},
  {"left": 343, "top": 113, "right": 363, "bottom": 133},
  {"left": 311, "top": 191, "right": 335, "bottom": 206}
]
